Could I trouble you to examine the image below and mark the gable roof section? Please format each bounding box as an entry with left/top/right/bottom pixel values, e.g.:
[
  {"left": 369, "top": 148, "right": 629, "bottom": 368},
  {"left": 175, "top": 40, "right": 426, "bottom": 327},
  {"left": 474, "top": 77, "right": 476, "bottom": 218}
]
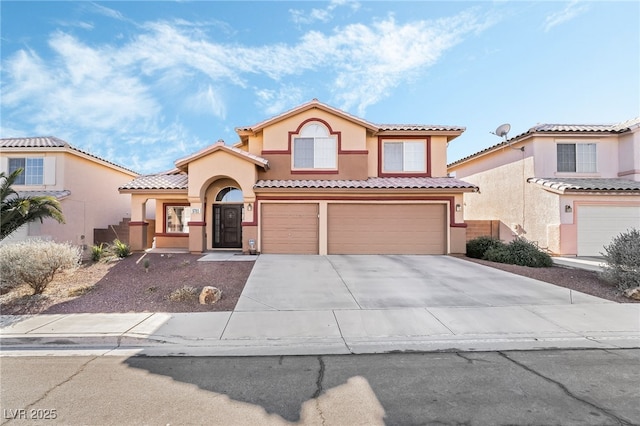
[
  {"left": 0, "top": 136, "right": 138, "bottom": 176},
  {"left": 175, "top": 140, "right": 269, "bottom": 170},
  {"left": 119, "top": 169, "right": 188, "bottom": 191},
  {"left": 528, "top": 177, "right": 640, "bottom": 194},
  {"left": 448, "top": 117, "right": 640, "bottom": 168},
  {"left": 255, "top": 177, "right": 478, "bottom": 191},
  {"left": 236, "top": 99, "right": 465, "bottom": 138}
]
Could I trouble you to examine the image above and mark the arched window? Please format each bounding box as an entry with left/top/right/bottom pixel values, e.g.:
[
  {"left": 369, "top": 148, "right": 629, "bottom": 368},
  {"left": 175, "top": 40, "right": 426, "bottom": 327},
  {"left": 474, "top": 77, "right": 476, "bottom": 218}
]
[
  {"left": 216, "top": 187, "right": 243, "bottom": 202},
  {"left": 293, "top": 121, "right": 337, "bottom": 169}
]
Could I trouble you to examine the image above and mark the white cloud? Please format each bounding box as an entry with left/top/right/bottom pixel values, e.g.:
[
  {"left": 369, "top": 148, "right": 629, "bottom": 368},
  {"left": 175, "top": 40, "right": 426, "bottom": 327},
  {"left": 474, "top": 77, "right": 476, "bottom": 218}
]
[
  {"left": 1, "top": 5, "right": 496, "bottom": 171},
  {"left": 544, "top": 1, "right": 589, "bottom": 32},
  {"left": 290, "top": 0, "right": 361, "bottom": 25}
]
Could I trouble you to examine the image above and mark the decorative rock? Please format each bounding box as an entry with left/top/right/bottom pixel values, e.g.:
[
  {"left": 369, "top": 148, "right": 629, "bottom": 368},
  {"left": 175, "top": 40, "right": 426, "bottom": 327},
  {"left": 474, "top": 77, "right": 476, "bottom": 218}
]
[
  {"left": 199, "top": 286, "right": 222, "bottom": 304},
  {"left": 623, "top": 287, "right": 640, "bottom": 300}
]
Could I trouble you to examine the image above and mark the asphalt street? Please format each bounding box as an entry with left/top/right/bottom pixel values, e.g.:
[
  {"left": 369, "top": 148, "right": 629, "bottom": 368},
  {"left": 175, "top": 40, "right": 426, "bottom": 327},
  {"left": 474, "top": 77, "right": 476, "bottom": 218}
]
[{"left": 1, "top": 349, "right": 638, "bottom": 425}]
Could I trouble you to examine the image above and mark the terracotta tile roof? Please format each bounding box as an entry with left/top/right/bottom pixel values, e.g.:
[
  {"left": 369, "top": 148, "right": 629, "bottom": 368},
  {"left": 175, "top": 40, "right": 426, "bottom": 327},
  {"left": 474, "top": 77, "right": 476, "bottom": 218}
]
[
  {"left": 0, "top": 136, "right": 138, "bottom": 175},
  {"left": 255, "top": 177, "right": 478, "bottom": 190},
  {"left": 175, "top": 140, "right": 269, "bottom": 169},
  {"left": 448, "top": 117, "right": 640, "bottom": 168},
  {"left": 377, "top": 124, "right": 466, "bottom": 132},
  {"left": 14, "top": 190, "right": 71, "bottom": 200},
  {"left": 528, "top": 177, "right": 640, "bottom": 193},
  {"left": 119, "top": 170, "right": 188, "bottom": 191}
]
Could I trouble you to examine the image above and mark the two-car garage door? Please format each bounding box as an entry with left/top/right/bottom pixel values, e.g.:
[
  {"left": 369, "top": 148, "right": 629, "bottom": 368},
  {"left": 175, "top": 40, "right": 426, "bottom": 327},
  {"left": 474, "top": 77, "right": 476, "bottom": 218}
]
[{"left": 260, "top": 203, "right": 447, "bottom": 255}]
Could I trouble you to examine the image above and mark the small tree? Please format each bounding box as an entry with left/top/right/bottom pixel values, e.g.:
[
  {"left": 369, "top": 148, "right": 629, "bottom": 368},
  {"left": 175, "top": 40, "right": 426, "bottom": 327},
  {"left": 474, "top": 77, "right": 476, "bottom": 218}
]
[
  {"left": 0, "top": 240, "right": 81, "bottom": 295},
  {"left": 600, "top": 228, "right": 640, "bottom": 291},
  {"left": 1, "top": 169, "right": 65, "bottom": 240}
]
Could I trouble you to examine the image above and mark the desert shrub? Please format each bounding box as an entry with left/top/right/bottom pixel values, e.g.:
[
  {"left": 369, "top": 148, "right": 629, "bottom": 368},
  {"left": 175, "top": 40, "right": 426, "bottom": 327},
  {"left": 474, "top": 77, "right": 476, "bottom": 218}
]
[
  {"left": 91, "top": 243, "right": 105, "bottom": 261},
  {"left": 600, "top": 228, "right": 640, "bottom": 291},
  {"left": 484, "top": 237, "right": 553, "bottom": 268},
  {"left": 111, "top": 239, "right": 131, "bottom": 258},
  {"left": 0, "top": 239, "right": 82, "bottom": 295},
  {"left": 168, "top": 285, "right": 198, "bottom": 302},
  {"left": 466, "top": 236, "right": 505, "bottom": 259}
]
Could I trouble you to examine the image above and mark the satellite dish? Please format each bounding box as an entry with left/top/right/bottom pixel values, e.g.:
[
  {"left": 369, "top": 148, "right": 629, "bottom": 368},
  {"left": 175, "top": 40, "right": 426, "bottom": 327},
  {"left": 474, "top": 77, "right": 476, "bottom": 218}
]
[{"left": 494, "top": 123, "right": 511, "bottom": 140}]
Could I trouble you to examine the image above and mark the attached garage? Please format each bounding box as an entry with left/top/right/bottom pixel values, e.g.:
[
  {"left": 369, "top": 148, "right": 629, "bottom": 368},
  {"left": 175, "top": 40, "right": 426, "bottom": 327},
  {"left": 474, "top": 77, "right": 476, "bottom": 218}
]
[
  {"left": 577, "top": 205, "right": 640, "bottom": 256},
  {"left": 327, "top": 203, "right": 447, "bottom": 254},
  {"left": 261, "top": 203, "right": 319, "bottom": 254}
]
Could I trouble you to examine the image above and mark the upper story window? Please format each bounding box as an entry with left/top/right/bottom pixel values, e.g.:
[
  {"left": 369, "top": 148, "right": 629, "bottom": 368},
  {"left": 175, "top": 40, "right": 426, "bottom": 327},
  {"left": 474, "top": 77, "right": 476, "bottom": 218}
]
[
  {"left": 293, "top": 122, "right": 337, "bottom": 169},
  {"left": 383, "top": 141, "right": 426, "bottom": 173},
  {"left": 165, "top": 204, "right": 190, "bottom": 234},
  {"left": 9, "top": 158, "right": 44, "bottom": 185},
  {"left": 557, "top": 143, "right": 596, "bottom": 173}
]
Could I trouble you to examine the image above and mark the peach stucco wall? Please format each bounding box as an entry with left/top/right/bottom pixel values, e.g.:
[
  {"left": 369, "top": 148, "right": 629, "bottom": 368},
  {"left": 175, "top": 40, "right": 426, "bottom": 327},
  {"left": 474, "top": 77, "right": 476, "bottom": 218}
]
[
  {"left": 1, "top": 149, "right": 136, "bottom": 252},
  {"left": 618, "top": 130, "right": 640, "bottom": 181}
]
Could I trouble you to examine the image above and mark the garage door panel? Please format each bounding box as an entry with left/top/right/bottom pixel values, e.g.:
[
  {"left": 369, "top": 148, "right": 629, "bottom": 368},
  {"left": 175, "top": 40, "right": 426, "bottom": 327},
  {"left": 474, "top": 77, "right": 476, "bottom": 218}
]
[
  {"left": 577, "top": 206, "right": 640, "bottom": 256},
  {"left": 328, "top": 204, "right": 446, "bottom": 255},
  {"left": 261, "top": 203, "right": 319, "bottom": 254}
]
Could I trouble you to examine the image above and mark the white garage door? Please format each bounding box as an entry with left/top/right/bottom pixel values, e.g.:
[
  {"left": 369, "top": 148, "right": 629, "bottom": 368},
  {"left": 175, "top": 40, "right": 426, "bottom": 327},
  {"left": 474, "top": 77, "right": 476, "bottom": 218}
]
[
  {"left": 577, "top": 206, "right": 640, "bottom": 256},
  {"left": 328, "top": 203, "right": 447, "bottom": 255}
]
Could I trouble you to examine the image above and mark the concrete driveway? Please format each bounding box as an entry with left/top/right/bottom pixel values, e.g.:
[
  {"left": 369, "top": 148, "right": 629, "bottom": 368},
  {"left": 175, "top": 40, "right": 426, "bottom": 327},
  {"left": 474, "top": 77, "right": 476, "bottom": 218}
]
[{"left": 234, "top": 255, "right": 608, "bottom": 312}]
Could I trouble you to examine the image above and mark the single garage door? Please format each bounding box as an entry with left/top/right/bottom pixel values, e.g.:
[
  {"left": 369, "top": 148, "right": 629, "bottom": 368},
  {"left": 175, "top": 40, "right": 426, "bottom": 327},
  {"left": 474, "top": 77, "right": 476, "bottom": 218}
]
[
  {"left": 577, "top": 206, "right": 640, "bottom": 256},
  {"left": 328, "top": 203, "right": 447, "bottom": 254},
  {"left": 261, "top": 203, "right": 319, "bottom": 254}
]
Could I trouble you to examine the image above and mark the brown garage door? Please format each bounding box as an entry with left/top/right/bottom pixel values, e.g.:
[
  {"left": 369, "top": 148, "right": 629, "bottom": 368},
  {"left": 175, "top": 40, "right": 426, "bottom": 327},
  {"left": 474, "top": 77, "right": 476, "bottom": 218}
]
[
  {"left": 261, "top": 203, "right": 319, "bottom": 254},
  {"left": 328, "top": 204, "right": 446, "bottom": 254}
]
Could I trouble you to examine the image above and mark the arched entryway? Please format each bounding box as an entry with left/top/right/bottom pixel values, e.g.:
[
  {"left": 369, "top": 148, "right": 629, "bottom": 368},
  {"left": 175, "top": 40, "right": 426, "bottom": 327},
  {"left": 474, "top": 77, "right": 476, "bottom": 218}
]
[{"left": 212, "top": 186, "right": 243, "bottom": 249}]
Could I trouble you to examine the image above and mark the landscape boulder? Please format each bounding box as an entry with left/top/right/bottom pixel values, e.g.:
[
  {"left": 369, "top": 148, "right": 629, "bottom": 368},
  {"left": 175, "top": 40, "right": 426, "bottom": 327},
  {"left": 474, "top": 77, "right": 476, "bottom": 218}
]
[
  {"left": 623, "top": 287, "right": 640, "bottom": 300},
  {"left": 199, "top": 286, "right": 222, "bottom": 304}
]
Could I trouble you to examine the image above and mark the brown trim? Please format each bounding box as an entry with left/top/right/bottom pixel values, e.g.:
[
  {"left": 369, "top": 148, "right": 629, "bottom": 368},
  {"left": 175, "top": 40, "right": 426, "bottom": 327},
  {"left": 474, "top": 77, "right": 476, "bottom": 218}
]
[
  {"left": 128, "top": 221, "right": 149, "bottom": 227},
  {"left": 291, "top": 170, "right": 339, "bottom": 175},
  {"left": 260, "top": 117, "right": 368, "bottom": 156},
  {"left": 187, "top": 221, "right": 206, "bottom": 226},
  {"left": 241, "top": 222, "right": 258, "bottom": 227},
  {"left": 255, "top": 195, "right": 466, "bottom": 228},
  {"left": 154, "top": 233, "right": 189, "bottom": 238},
  {"left": 378, "top": 136, "right": 431, "bottom": 177},
  {"left": 163, "top": 202, "right": 190, "bottom": 234}
]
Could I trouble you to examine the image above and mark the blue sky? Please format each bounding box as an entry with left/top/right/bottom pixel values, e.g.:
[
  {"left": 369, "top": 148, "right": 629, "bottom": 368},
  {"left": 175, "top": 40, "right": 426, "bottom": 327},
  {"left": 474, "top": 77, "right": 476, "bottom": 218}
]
[{"left": 1, "top": 1, "right": 638, "bottom": 174}]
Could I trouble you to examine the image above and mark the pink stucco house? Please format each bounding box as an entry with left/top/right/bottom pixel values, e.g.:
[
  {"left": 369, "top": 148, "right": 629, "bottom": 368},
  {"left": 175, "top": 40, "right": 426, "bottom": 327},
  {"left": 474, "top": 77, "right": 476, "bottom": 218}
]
[
  {"left": 0, "top": 136, "right": 138, "bottom": 253},
  {"left": 448, "top": 118, "right": 640, "bottom": 256},
  {"left": 119, "top": 99, "right": 478, "bottom": 255}
]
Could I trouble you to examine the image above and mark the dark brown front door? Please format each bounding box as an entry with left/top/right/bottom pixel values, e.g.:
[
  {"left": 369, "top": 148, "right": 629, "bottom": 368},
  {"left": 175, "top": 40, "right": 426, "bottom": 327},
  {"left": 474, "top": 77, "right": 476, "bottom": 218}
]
[{"left": 213, "top": 204, "right": 242, "bottom": 248}]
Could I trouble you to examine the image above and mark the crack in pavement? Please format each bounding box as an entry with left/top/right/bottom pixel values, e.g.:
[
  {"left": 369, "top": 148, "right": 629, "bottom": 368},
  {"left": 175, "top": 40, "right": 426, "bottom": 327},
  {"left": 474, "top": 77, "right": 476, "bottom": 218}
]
[
  {"left": 498, "top": 351, "right": 636, "bottom": 426},
  {"left": 312, "top": 356, "right": 327, "bottom": 425},
  {"left": 1, "top": 356, "right": 99, "bottom": 426}
]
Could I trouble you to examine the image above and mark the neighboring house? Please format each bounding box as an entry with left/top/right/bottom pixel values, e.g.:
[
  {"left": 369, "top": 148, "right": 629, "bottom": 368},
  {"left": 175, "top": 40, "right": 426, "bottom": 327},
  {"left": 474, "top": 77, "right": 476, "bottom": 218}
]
[
  {"left": 448, "top": 118, "right": 640, "bottom": 257},
  {"left": 0, "top": 136, "right": 138, "bottom": 253},
  {"left": 119, "top": 99, "right": 477, "bottom": 255}
]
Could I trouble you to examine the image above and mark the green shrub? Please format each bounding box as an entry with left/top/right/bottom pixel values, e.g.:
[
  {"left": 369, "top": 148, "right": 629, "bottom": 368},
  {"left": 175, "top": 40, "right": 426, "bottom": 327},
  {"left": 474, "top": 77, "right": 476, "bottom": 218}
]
[
  {"left": 91, "top": 243, "right": 105, "bottom": 261},
  {"left": 466, "top": 236, "right": 505, "bottom": 259},
  {"left": 0, "top": 240, "right": 82, "bottom": 295},
  {"left": 484, "top": 237, "right": 553, "bottom": 268},
  {"left": 600, "top": 228, "right": 640, "bottom": 291},
  {"left": 111, "top": 239, "right": 131, "bottom": 258}
]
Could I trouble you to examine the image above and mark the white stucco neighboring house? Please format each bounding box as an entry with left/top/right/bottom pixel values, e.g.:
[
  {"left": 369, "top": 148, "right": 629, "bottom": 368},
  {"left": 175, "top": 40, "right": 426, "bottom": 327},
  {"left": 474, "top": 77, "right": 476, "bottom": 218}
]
[
  {"left": 0, "top": 136, "right": 138, "bottom": 253},
  {"left": 447, "top": 118, "right": 640, "bottom": 256}
]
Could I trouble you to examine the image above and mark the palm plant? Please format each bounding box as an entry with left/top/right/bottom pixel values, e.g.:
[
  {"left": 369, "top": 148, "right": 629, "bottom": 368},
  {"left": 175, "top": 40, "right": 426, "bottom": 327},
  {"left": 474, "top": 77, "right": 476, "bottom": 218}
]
[{"left": 1, "top": 168, "right": 65, "bottom": 240}]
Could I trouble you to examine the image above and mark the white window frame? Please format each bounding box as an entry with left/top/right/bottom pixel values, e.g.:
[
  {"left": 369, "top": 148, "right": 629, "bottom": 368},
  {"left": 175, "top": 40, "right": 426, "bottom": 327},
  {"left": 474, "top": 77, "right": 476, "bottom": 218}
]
[
  {"left": 292, "top": 122, "right": 337, "bottom": 170},
  {"left": 382, "top": 140, "right": 426, "bottom": 173},
  {"left": 8, "top": 157, "right": 44, "bottom": 185},
  {"left": 165, "top": 205, "right": 191, "bottom": 234},
  {"left": 557, "top": 142, "right": 597, "bottom": 173}
]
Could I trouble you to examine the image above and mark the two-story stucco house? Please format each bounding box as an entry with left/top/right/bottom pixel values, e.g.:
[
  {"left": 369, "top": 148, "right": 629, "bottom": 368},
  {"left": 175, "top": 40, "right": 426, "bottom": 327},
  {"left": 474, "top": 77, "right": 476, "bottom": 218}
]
[
  {"left": 119, "top": 99, "right": 478, "bottom": 255},
  {"left": 0, "top": 137, "right": 138, "bottom": 252},
  {"left": 448, "top": 118, "right": 640, "bottom": 257}
]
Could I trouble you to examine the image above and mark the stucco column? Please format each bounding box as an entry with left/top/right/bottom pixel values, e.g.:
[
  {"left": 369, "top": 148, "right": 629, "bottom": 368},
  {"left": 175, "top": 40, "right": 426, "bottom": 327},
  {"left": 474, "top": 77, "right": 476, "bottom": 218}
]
[
  {"left": 128, "top": 196, "right": 148, "bottom": 251},
  {"left": 187, "top": 200, "right": 205, "bottom": 253}
]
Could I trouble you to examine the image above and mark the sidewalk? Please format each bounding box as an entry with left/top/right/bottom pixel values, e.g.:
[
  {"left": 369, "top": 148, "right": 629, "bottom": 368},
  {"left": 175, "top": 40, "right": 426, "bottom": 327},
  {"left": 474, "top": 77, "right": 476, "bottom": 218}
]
[
  {"left": 2, "top": 255, "right": 638, "bottom": 357},
  {"left": 1, "top": 303, "right": 638, "bottom": 356}
]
